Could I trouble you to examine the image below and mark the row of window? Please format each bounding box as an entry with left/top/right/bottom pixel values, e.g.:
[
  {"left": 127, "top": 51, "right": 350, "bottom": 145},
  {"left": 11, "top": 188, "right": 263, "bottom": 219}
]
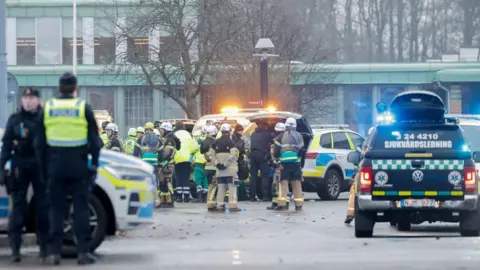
[{"left": 13, "top": 17, "right": 179, "bottom": 65}]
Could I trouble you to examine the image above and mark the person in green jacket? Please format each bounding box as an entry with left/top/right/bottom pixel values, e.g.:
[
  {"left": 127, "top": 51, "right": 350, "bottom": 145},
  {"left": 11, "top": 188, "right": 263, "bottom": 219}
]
[
  {"left": 124, "top": 128, "right": 137, "bottom": 155},
  {"left": 100, "top": 120, "right": 109, "bottom": 147},
  {"left": 192, "top": 125, "right": 209, "bottom": 203}
]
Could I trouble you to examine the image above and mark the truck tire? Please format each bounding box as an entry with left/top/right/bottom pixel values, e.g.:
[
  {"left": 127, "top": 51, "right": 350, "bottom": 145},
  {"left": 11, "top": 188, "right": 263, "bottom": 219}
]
[
  {"left": 460, "top": 198, "right": 480, "bottom": 237},
  {"left": 354, "top": 198, "right": 374, "bottom": 238},
  {"left": 318, "top": 169, "right": 342, "bottom": 200},
  {"left": 396, "top": 221, "right": 411, "bottom": 231},
  {"left": 62, "top": 195, "right": 108, "bottom": 257}
]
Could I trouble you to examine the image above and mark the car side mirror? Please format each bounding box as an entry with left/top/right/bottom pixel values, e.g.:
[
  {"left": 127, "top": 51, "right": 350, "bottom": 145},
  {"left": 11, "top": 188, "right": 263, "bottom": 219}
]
[
  {"left": 376, "top": 102, "right": 387, "bottom": 114},
  {"left": 473, "top": 151, "right": 480, "bottom": 163},
  {"left": 347, "top": 151, "right": 361, "bottom": 166}
]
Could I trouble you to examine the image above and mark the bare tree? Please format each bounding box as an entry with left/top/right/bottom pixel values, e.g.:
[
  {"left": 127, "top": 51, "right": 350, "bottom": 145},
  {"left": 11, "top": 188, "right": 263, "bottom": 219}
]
[{"left": 102, "top": 0, "right": 244, "bottom": 119}]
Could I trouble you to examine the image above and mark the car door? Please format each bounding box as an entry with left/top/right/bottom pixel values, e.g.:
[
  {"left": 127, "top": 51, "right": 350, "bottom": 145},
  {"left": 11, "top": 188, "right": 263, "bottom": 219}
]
[
  {"left": 331, "top": 132, "right": 354, "bottom": 180},
  {"left": 344, "top": 132, "right": 365, "bottom": 179}
]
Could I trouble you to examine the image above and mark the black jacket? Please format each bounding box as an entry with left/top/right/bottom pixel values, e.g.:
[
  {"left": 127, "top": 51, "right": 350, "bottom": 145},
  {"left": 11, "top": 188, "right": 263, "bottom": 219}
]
[
  {"left": 0, "top": 106, "right": 42, "bottom": 169},
  {"left": 35, "top": 96, "right": 101, "bottom": 179},
  {"left": 249, "top": 127, "right": 274, "bottom": 161}
]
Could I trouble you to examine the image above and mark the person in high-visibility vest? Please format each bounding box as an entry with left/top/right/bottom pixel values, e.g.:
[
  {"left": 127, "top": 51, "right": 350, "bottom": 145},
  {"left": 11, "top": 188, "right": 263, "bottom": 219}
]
[
  {"left": 124, "top": 128, "right": 137, "bottom": 155},
  {"left": 267, "top": 122, "right": 288, "bottom": 210},
  {"left": 99, "top": 120, "right": 109, "bottom": 147},
  {"left": 158, "top": 122, "right": 181, "bottom": 208},
  {"left": 202, "top": 125, "right": 219, "bottom": 211},
  {"left": 192, "top": 125, "right": 208, "bottom": 202},
  {"left": 104, "top": 123, "right": 124, "bottom": 152},
  {"left": 272, "top": 117, "right": 305, "bottom": 211},
  {"left": 35, "top": 72, "right": 101, "bottom": 265}
]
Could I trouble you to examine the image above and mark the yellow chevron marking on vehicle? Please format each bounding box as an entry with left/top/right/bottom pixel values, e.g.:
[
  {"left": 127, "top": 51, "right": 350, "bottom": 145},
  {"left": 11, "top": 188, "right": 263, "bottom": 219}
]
[
  {"left": 398, "top": 191, "right": 411, "bottom": 196},
  {"left": 372, "top": 191, "right": 385, "bottom": 196},
  {"left": 424, "top": 191, "right": 438, "bottom": 196}
]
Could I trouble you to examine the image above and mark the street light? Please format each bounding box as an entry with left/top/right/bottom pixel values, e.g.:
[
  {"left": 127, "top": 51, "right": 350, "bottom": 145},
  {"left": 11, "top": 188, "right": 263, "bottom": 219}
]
[{"left": 253, "top": 38, "right": 278, "bottom": 107}]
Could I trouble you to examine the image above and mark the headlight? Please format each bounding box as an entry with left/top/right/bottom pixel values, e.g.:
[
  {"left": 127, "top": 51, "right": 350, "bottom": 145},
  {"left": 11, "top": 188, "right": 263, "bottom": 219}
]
[{"left": 103, "top": 165, "right": 154, "bottom": 183}]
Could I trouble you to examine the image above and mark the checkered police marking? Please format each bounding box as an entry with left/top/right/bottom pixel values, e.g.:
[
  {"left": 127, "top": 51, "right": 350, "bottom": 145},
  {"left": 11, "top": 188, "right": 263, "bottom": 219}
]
[{"left": 372, "top": 160, "right": 464, "bottom": 170}]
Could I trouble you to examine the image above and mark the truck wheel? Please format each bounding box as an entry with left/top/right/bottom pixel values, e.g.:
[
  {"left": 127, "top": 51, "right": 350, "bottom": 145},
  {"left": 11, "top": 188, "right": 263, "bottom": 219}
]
[
  {"left": 318, "top": 169, "right": 342, "bottom": 200},
  {"left": 62, "top": 195, "right": 108, "bottom": 257},
  {"left": 389, "top": 221, "right": 396, "bottom": 226},
  {"left": 460, "top": 198, "right": 480, "bottom": 237},
  {"left": 396, "top": 221, "right": 411, "bottom": 231},
  {"left": 354, "top": 198, "right": 374, "bottom": 238}
]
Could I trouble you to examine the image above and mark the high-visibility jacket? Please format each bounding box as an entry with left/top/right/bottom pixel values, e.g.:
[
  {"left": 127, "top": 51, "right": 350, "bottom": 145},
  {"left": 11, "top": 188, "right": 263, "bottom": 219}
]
[
  {"left": 193, "top": 136, "right": 206, "bottom": 164},
  {"left": 174, "top": 129, "right": 196, "bottom": 164},
  {"left": 124, "top": 136, "right": 136, "bottom": 155},
  {"left": 100, "top": 132, "right": 108, "bottom": 146},
  {"left": 44, "top": 98, "right": 88, "bottom": 147}
]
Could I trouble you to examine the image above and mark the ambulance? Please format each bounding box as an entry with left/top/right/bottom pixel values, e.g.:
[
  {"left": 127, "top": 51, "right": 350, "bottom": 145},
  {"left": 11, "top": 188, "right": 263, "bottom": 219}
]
[{"left": 0, "top": 128, "right": 156, "bottom": 255}]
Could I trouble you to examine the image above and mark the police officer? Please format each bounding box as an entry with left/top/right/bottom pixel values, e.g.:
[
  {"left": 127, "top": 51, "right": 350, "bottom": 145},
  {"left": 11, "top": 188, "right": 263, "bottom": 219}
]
[
  {"left": 209, "top": 124, "right": 240, "bottom": 212},
  {"left": 104, "top": 123, "right": 124, "bottom": 152},
  {"left": 202, "top": 125, "right": 219, "bottom": 211},
  {"left": 124, "top": 128, "right": 137, "bottom": 155},
  {"left": 273, "top": 117, "right": 305, "bottom": 211},
  {"left": 267, "top": 122, "right": 287, "bottom": 210},
  {"left": 249, "top": 120, "right": 274, "bottom": 201},
  {"left": 0, "top": 88, "right": 49, "bottom": 262},
  {"left": 35, "top": 72, "right": 101, "bottom": 265},
  {"left": 99, "top": 120, "right": 109, "bottom": 146},
  {"left": 158, "top": 122, "right": 181, "bottom": 208}
]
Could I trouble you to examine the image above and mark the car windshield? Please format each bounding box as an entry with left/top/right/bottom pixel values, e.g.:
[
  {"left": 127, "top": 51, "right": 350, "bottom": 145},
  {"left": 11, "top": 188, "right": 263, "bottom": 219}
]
[{"left": 460, "top": 125, "right": 480, "bottom": 151}]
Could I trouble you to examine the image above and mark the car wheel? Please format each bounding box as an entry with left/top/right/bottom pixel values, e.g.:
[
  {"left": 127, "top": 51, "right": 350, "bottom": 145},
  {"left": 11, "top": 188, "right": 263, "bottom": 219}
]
[
  {"left": 318, "top": 169, "right": 342, "bottom": 200},
  {"left": 62, "top": 195, "right": 107, "bottom": 257},
  {"left": 354, "top": 197, "right": 374, "bottom": 238},
  {"left": 389, "top": 221, "right": 396, "bottom": 226}
]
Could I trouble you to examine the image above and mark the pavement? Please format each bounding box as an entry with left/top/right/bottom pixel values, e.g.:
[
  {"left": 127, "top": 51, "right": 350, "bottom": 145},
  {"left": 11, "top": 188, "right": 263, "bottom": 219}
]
[{"left": 1, "top": 193, "right": 480, "bottom": 269}]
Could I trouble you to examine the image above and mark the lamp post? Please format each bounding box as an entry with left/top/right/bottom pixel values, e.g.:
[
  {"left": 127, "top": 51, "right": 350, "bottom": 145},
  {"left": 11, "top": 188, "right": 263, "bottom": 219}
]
[
  {"left": 0, "top": 0, "right": 7, "bottom": 127},
  {"left": 254, "top": 38, "right": 277, "bottom": 107}
]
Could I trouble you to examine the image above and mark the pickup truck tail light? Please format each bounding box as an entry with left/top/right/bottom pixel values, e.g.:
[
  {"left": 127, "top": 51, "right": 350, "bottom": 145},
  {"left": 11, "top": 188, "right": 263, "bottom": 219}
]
[
  {"left": 464, "top": 167, "right": 477, "bottom": 193},
  {"left": 359, "top": 166, "right": 372, "bottom": 193}
]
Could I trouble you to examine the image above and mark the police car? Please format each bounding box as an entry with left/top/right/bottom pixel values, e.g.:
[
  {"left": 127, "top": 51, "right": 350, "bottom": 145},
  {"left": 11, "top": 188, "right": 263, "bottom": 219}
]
[
  {"left": 302, "top": 125, "right": 364, "bottom": 200},
  {"left": 349, "top": 90, "right": 480, "bottom": 238},
  {"left": 445, "top": 114, "right": 480, "bottom": 172},
  {"left": 0, "top": 132, "right": 156, "bottom": 255}
]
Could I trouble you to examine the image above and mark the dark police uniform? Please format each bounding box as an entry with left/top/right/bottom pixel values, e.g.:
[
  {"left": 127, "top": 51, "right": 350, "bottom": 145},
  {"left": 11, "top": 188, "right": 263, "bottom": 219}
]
[
  {"left": 0, "top": 88, "right": 48, "bottom": 262},
  {"left": 35, "top": 73, "right": 101, "bottom": 265},
  {"left": 249, "top": 123, "right": 274, "bottom": 201}
]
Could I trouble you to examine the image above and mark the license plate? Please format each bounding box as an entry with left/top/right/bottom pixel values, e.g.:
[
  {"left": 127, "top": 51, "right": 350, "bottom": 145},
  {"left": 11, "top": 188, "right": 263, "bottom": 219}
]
[{"left": 398, "top": 199, "right": 438, "bottom": 208}]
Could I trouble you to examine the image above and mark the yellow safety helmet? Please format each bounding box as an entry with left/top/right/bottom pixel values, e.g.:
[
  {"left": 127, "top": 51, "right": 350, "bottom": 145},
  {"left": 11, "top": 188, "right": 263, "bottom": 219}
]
[
  {"left": 136, "top": 127, "right": 145, "bottom": 133},
  {"left": 144, "top": 122, "right": 154, "bottom": 130}
]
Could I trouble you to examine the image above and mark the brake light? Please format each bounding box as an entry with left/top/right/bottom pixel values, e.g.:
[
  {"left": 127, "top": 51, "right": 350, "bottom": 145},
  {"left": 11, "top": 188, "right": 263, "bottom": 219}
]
[
  {"left": 360, "top": 166, "right": 372, "bottom": 193},
  {"left": 464, "top": 167, "right": 477, "bottom": 193},
  {"left": 305, "top": 152, "right": 318, "bottom": 159}
]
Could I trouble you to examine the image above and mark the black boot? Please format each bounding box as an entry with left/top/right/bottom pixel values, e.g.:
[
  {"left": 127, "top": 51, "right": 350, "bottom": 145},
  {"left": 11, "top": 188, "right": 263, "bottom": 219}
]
[
  {"left": 47, "top": 254, "right": 61, "bottom": 266},
  {"left": 266, "top": 202, "right": 277, "bottom": 210},
  {"left": 39, "top": 245, "right": 48, "bottom": 262},
  {"left": 202, "top": 192, "right": 208, "bottom": 203},
  {"left": 295, "top": 206, "right": 303, "bottom": 212},
  {"left": 183, "top": 194, "right": 191, "bottom": 203},
  {"left": 11, "top": 249, "right": 21, "bottom": 263},
  {"left": 275, "top": 206, "right": 287, "bottom": 211},
  {"left": 344, "top": 215, "right": 354, "bottom": 225},
  {"left": 77, "top": 253, "right": 96, "bottom": 265}
]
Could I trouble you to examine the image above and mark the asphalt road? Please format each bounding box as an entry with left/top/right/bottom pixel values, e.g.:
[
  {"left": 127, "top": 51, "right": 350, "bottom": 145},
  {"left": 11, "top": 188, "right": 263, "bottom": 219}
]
[{"left": 1, "top": 193, "right": 480, "bottom": 269}]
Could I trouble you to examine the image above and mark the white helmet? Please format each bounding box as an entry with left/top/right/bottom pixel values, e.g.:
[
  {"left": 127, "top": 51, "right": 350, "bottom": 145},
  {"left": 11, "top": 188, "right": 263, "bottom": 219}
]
[
  {"left": 285, "top": 117, "right": 297, "bottom": 129},
  {"left": 220, "top": 123, "right": 231, "bottom": 133},
  {"left": 154, "top": 129, "right": 160, "bottom": 136},
  {"left": 205, "top": 125, "right": 218, "bottom": 136},
  {"left": 105, "top": 123, "right": 119, "bottom": 132},
  {"left": 274, "top": 122, "right": 286, "bottom": 132},
  {"left": 160, "top": 122, "right": 173, "bottom": 132},
  {"left": 201, "top": 125, "right": 209, "bottom": 134}
]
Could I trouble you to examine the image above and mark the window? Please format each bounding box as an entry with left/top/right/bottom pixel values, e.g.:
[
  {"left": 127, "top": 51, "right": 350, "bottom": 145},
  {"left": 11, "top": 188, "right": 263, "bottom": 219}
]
[
  {"left": 126, "top": 18, "right": 149, "bottom": 63},
  {"left": 347, "top": 133, "right": 364, "bottom": 149},
  {"left": 16, "top": 18, "right": 35, "bottom": 65},
  {"left": 160, "top": 35, "right": 181, "bottom": 65},
  {"left": 344, "top": 85, "right": 373, "bottom": 137},
  {"left": 94, "top": 18, "right": 115, "bottom": 64},
  {"left": 320, "top": 133, "right": 332, "bottom": 148},
  {"left": 125, "top": 86, "right": 153, "bottom": 129},
  {"left": 87, "top": 87, "right": 115, "bottom": 120},
  {"left": 36, "top": 18, "right": 62, "bottom": 64},
  {"left": 332, "top": 132, "right": 350, "bottom": 150},
  {"left": 62, "top": 18, "right": 83, "bottom": 65}
]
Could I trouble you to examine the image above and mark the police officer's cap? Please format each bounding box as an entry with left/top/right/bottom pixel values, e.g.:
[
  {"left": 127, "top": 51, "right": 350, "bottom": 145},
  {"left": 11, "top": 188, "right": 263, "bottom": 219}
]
[
  {"left": 59, "top": 72, "right": 78, "bottom": 86},
  {"left": 22, "top": 87, "right": 40, "bottom": 97}
]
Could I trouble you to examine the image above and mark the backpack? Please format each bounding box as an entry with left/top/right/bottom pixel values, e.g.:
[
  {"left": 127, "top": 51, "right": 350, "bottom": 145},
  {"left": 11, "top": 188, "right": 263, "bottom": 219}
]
[{"left": 141, "top": 132, "right": 160, "bottom": 153}]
